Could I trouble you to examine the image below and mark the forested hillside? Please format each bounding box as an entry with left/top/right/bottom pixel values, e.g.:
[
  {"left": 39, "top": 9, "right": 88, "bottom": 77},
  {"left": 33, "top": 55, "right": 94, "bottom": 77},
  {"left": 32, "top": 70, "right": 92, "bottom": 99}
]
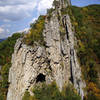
[
  {"left": 71, "top": 4, "right": 100, "bottom": 100},
  {"left": 0, "top": 39, "right": 6, "bottom": 43},
  {"left": 0, "top": 33, "right": 21, "bottom": 100}
]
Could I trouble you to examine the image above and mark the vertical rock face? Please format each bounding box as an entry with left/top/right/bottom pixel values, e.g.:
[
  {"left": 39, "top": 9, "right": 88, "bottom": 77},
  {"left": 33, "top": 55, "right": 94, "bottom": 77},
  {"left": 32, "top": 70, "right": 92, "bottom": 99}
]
[
  {"left": 7, "top": 0, "right": 86, "bottom": 100},
  {"left": 64, "top": 15, "right": 86, "bottom": 99},
  {"left": 7, "top": 39, "right": 54, "bottom": 100},
  {"left": 55, "top": 0, "right": 71, "bottom": 9}
]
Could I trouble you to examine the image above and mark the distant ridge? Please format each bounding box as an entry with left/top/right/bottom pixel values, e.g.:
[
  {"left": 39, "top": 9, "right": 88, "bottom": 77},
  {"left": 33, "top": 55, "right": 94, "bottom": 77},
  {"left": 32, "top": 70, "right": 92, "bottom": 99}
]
[{"left": 0, "top": 38, "right": 6, "bottom": 42}]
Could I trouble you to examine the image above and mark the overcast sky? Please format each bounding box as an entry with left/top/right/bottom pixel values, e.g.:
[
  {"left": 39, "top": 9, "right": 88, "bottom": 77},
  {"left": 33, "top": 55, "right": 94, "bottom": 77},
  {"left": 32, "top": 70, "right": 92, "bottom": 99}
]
[{"left": 0, "top": 0, "right": 100, "bottom": 39}]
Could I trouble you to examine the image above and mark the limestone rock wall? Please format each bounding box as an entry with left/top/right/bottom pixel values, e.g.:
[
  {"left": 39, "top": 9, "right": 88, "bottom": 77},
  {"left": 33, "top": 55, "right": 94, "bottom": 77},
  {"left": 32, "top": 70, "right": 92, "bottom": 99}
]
[
  {"left": 7, "top": 38, "right": 54, "bottom": 100},
  {"left": 64, "top": 15, "right": 86, "bottom": 100},
  {"left": 7, "top": 0, "right": 86, "bottom": 100},
  {"left": 56, "top": 0, "right": 71, "bottom": 9}
]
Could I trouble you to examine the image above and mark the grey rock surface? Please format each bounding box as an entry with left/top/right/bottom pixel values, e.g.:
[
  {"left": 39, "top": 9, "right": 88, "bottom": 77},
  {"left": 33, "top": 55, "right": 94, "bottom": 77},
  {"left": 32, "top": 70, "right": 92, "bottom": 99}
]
[{"left": 7, "top": 0, "right": 86, "bottom": 100}]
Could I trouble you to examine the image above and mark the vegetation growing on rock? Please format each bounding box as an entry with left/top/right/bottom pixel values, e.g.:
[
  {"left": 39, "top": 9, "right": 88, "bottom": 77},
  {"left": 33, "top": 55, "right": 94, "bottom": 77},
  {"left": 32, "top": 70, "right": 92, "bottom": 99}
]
[
  {"left": 23, "top": 82, "right": 81, "bottom": 100},
  {"left": 23, "top": 15, "right": 45, "bottom": 46}
]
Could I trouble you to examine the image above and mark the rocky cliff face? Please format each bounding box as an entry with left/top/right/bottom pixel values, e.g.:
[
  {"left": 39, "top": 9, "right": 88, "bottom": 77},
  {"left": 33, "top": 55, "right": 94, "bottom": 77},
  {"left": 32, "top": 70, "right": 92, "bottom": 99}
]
[{"left": 7, "top": 0, "right": 86, "bottom": 100}]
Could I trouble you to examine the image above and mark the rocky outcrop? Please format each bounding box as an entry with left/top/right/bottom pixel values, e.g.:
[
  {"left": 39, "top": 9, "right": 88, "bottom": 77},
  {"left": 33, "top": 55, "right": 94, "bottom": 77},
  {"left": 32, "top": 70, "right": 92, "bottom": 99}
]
[
  {"left": 7, "top": 0, "right": 86, "bottom": 100},
  {"left": 55, "top": 0, "right": 71, "bottom": 9},
  {"left": 65, "top": 15, "right": 86, "bottom": 99},
  {"left": 7, "top": 38, "right": 54, "bottom": 100}
]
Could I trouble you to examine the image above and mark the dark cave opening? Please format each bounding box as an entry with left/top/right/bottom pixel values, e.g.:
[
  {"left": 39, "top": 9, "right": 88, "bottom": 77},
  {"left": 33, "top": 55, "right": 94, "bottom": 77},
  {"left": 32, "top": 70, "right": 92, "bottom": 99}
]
[{"left": 36, "top": 73, "right": 45, "bottom": 83}]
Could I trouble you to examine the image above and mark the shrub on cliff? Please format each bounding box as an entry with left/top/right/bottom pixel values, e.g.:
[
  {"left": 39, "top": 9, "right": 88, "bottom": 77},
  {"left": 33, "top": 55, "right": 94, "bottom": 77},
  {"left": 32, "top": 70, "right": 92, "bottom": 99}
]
[
  {"left": 33, "top": 82, "right": 63, "bottom": 100},
  {"left": 23, "top": 15, "right": 45, "bottom": 46},
  {"left": 22, "top": 91, "right": 36, "bottom": 100},
  {"left": 23, "top": 82, "right": 81, "bottom": 100},
  {"left": 65, "top": 85, "right": 81, "bottom": 100}
]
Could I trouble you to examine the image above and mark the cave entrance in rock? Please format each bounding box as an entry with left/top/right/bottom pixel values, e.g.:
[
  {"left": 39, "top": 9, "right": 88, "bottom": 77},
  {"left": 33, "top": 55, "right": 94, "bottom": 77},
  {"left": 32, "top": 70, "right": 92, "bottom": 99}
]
[{"left": 36, "top": 73, "right": 45, "bottom": 83}]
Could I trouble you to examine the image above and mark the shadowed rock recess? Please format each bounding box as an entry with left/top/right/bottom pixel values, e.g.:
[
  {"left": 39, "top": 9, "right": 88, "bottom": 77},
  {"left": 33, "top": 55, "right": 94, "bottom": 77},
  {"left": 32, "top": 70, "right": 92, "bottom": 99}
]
[{"left": 7, "top": 0, "right": 86, "bottom": 100}]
